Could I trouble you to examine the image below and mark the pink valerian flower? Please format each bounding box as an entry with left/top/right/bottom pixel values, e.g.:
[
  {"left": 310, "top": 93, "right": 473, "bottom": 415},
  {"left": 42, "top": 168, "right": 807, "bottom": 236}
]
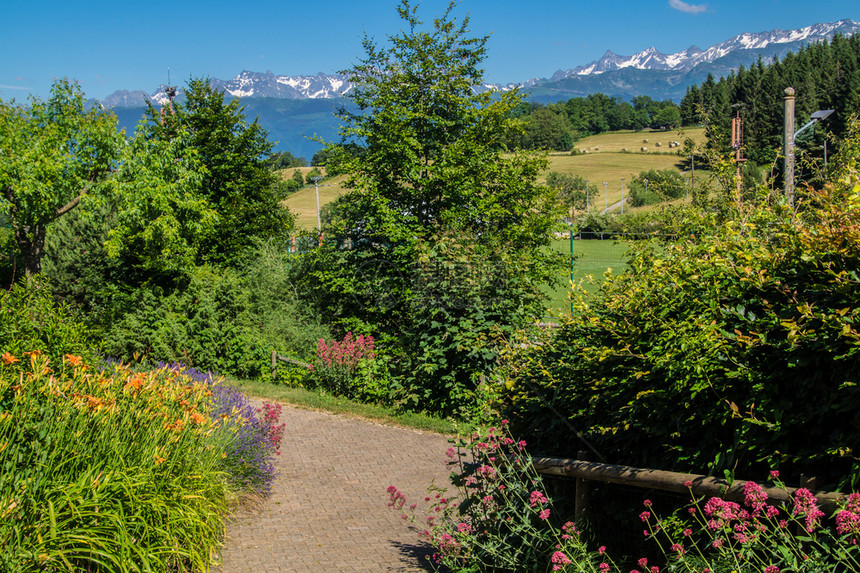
[
  {"left": 456, "top": 522, "right": 472, "bottom": 534},
  {"left": 683, "top": 528, "right": 693, "bottom": 537},
  {"left": 598, "top": 563, "right": 610, "bottom": 572},
  {"left": 638, "top": 557, "right": 649, "bottom": 569},
  {"left": 764, "top": 566, "right": 781, "bottom": 573},
  {"left": 530, "top": 490, "right": 548, "bottom": 507},
  {"left": 836, "top": 508, "right": 860, "bottom": 540},
  {"left": 539, "top": 508, "right": 551, "bottom": 520},
  {"left": 684, "top": 480, "right": 694, "bottom": 488},
  {"left": 551, "top": 551, "right": 572, "bottom": 571},
  {"left": 847, "top": 493, "right": 860, "bottom": 513},
  {"left": 643, "top": 499, "right": 653, "bottom": 507},
  {"left": 640, "top": 511, "right": 651, "bottom": 522},
  {"left": 670, "top": 543, "right": 685, "bottom": 555},
  {"left": 387, "top": 486, "right": 407, "bottom": 510},
  {"left": 743, "top": 480, "right": 769, "bottom": 516},
  {"left": 770, "top": 470, "right": 780, "bottom": 480},
  {"left": 597, "top": 545, "right": 606, "bottom": 555},
  {"left": 793, "top": 488, "right": 825, "bottom": 532}
]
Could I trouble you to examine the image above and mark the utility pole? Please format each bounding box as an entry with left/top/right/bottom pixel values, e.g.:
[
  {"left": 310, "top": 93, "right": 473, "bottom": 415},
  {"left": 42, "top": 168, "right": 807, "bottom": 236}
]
[
  {"left": 311, "top": 176, "right": 323, "bottom": 230},
  {"left": 784, "top": 87, "right": 796, "bottom": 207}
]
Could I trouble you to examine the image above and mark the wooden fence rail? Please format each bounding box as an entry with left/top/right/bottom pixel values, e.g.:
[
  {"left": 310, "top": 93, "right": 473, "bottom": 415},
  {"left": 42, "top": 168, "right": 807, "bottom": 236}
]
[
  {"left": 270, "top": 350, "right": 312, "bottom": 378},
  {"left": 531, "top": 456, "right": 845, "bottom": 523}
]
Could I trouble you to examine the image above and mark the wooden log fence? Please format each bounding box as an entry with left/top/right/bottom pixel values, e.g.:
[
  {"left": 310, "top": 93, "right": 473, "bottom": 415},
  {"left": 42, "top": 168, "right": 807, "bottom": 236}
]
[
  {"left": 271, "top": 350, "right": 312, "bottom": 378},
  {"left": 531, "top": 456, "right": 846, "bottom": 524}
]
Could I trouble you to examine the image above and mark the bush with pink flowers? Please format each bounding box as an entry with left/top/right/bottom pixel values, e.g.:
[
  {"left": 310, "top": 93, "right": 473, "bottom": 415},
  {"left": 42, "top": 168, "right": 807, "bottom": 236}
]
[{"left": 388, "top": 428, "right": 860, "bottom": 572}]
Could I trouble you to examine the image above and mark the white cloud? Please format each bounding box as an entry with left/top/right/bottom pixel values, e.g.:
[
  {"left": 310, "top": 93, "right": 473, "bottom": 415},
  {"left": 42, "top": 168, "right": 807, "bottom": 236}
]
[
  {"left": 668, "top": 0, "right": 707, "bottom": 14},
  {"left": 0, "top": 84, "right": 32, "bottom": 90}
]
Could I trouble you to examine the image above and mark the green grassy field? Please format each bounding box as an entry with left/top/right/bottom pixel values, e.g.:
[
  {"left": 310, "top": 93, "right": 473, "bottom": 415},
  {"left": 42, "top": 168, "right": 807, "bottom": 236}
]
[
  {"left": 545, "top": 127, "right": 706, "bottom": 214},
  {"left": 282, "top": 172, "right": 348, "bottom": 229},
  {"left": 281, "top": 127, "right": 709, "bottom": 229},
  {"left": 543, "top": 236, "right": 630, "bottom": 316}
]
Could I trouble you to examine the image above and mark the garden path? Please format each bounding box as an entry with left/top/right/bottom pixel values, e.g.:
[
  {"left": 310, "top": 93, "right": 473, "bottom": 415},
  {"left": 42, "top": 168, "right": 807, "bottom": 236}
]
[{"left": 213, "top": 403, "right": 453, "bottom": 573}]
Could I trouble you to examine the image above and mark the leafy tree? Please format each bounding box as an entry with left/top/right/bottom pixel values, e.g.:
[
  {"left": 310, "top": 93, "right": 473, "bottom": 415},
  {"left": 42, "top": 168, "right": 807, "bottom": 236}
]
[
  {"left": 546, "top": 172, "right": 587, "bottom": 211},
  {"left": 264, "top": 150, "right": 307, "bottom": 169},
  {"left": 627, "top": 168, "right": 686, "bottom": 207},
  {"left": 302, "top": 0, "right": 564, "bottom": 416},
  {"left": 0, "top": 80, "right": 122, "bottom": 277},
  {"left": 144, "top": 78, "right": 292, "bottom": 266}
]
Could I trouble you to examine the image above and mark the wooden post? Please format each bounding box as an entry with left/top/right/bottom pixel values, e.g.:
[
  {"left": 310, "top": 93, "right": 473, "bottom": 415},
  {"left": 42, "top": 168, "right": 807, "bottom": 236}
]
[
  {"left": 784, "top": 87, "right": 796, "bottom": 206},
  {"left": 271, "top": 350, "right": 277, "bottom": 380},
  {"left": 574, "top": 449, "right": 592, "bottom": 527}
]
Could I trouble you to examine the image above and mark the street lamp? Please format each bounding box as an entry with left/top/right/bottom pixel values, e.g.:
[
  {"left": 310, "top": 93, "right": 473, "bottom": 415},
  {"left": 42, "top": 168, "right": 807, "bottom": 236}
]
[
  {"left": 621, "top": 178, "right": 625, "bottom": 215},
  {"left": 784, "top": 87, "right": 834, "bottom": 206},
  {"left": 603, "top": 182, "right": 608, "bottom": 213},
  {"left": 585, "top": 179, "right": 589, "bottom": 213}
]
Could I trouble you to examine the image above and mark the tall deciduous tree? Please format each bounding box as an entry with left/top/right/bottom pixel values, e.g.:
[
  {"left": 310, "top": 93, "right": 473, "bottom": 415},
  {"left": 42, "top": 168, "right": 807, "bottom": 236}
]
[
  {"left": 145, "top": 78, "right": 292, "bottom": 266},
  {"left": 0, "top": 80, "right": 122, "bottom": 277},
  {"left": 304, "top": 0, "right": 564, "bottom": 415}
]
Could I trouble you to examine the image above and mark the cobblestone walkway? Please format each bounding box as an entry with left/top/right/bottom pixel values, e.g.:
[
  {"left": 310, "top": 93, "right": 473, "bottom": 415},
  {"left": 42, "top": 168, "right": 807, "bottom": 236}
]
[{"left": 214, "top": 404, "right": 453, "bottom": 572}]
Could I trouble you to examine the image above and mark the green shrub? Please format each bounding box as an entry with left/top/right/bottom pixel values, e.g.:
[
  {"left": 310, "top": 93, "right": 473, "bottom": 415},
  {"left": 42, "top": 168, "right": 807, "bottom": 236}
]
[
  {"left": 502, "top": 154, "right": 860, "bottom": 487},
  {"left": 0, "top": 277, "right": 94, "bottom": 363},
  {"left": 0, "top": 356, "right": 223, "bottom": 570},
  {"left": 627, "top": 168, "right": 687, "bottom": 207}
]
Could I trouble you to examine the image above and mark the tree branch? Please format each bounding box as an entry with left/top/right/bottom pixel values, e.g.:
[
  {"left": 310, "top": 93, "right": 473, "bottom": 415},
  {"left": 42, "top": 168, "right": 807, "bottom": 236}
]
[{"left": 55, "top": 185, "right": 90, "bottom": 217}]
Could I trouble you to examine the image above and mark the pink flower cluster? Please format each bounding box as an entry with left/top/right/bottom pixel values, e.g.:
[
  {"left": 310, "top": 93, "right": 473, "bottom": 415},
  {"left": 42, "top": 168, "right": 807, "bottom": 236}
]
[
  {"left": 258, "top": 402, "right": 286, "bottom": 455},
  {"left": 316, "top": 332, "right": 375, "bottom": 370},
  {"left": 836, "top": 493, "right": 860, "bottom": 543},
  {"left": 792, "top": 488, "right": 825, "bottom": 533}
]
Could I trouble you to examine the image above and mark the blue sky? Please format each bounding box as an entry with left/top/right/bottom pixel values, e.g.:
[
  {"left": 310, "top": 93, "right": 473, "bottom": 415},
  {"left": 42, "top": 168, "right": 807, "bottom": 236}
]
[{"left": 2, "top": 0, "right": 858, "bottom": 101}]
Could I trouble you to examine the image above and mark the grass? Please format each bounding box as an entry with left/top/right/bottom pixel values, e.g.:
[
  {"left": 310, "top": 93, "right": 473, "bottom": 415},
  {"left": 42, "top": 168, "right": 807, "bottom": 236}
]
[
  {"left": 543, "top": 236, "right": 630, "bottom": 315},
  {"left": 233, "top": 377, "right": 467, "bottom": 436},
  {"left": 282, "top": 173, "right": 348, "bottom": 230},
  {"left": 281, "top": 128, "right": 708, "bottom": 229}
]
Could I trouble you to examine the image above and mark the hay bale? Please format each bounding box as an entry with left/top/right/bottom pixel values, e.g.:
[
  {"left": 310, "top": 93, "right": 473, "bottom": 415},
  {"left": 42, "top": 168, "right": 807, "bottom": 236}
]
[
  {"left": 655, "top": 142, "right": 662, "bottom": 148},
  {"left": 640, "top": 146, "right": 648, "bottom": 152},
  {"left": 622, "top": 147, "right": 628, "bottom": 152},
  {"left": 594, "top": 146, "right": 600, "bottom": 151},
  {"left": 643, "top": 138, "right": 649, "bottom": 143}
]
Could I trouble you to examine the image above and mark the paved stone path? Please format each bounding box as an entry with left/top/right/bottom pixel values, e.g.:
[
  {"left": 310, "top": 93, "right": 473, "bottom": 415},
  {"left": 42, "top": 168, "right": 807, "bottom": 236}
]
[{"left": 214, "top": 404, "right": 453, "bottom": 572}]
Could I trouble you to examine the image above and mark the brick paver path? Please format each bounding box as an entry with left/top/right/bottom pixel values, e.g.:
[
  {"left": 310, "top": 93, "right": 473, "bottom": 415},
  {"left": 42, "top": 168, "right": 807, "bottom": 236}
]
[{"left": 215, "top": 404, "right": 453, "bottom": 572}]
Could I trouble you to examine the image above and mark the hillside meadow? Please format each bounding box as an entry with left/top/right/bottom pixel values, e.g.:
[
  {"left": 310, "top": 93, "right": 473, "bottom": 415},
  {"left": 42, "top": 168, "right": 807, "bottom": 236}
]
[{"left": 281, "top": 127, "right": 709, "bottom": 230}]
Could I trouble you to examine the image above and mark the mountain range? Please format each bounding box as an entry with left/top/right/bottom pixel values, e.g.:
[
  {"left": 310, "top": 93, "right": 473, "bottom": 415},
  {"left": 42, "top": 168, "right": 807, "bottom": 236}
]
[{"left": 102, "top": 18, "right": 860, "bottom": 157}]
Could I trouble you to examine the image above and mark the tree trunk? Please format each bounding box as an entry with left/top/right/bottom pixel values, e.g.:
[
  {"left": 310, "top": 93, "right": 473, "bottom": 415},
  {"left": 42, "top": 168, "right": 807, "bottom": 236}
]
[{"left": 14, "top": 225, "right": 46, "bottom": 278}]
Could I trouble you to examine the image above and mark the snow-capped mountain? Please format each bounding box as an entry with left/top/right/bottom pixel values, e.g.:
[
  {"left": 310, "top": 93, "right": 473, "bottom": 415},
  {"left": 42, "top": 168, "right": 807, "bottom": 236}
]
[
  {"left": 101, "top": 18, "right": 859, "bottom": 108},
  {"left": 551, "top": 18, "right": 860, "bottom": 80}
]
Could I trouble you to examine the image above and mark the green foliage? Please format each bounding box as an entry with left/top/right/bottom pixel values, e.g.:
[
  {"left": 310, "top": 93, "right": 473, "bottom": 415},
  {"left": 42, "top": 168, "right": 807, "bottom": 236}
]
[
  {"left": 100, "top": 266, "right": 264, "bottom": 377},
  {"left": 510, "top": 95, "right": 681, "bottom": 151},
  {"left": 264, "top": 149, "right": 307, "bottom": 169},
  {"left": 388, "top": 422, "right": 585, "bottom": 572},
  {"left": 502, "top": 126, "right": 860, "bottom": 487},
  {"left": 546, "top": 172, "right": 587, "bottom": 211},
  {"left": 0, "top": 277, "right": 94, "bottom": 364},
  {"left": 0, "top": 80, "right": 122, "bottom": 277},
  {"left": 627, "top": 168, "right": 687, "bottom": 206},
  {"left": 0, "top": 355, "right": 278, "bottom": 571},
  {"left": 680, "top": 33, "right": 860, "bottom": 166},
  {"left": 301, "top": 1, "right": 564, "bottom": 417},
  {"left": 106, "top": 125, "right": 216, "bottom": 279},
  {"left": 144, "top": 77, "right": 293, "bottom": 266}
]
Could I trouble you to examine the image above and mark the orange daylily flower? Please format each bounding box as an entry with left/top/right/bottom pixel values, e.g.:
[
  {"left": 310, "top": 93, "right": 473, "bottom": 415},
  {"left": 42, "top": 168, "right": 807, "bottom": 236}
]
[
  {"left": 1, "top": 352, "right": 18, "bottom": 365},
  {"left": 63, "top": 354, "right": 84, "bottom": 367}
]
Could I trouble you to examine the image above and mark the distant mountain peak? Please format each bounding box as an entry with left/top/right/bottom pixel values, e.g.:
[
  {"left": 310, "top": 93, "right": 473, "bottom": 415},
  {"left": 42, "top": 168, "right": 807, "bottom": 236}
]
[
  {"left": 99, "top": 18, "right": 860, "bottom": 110},
  {"left": 548, "top": 18, "right": 860, "bottom": 81}
]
